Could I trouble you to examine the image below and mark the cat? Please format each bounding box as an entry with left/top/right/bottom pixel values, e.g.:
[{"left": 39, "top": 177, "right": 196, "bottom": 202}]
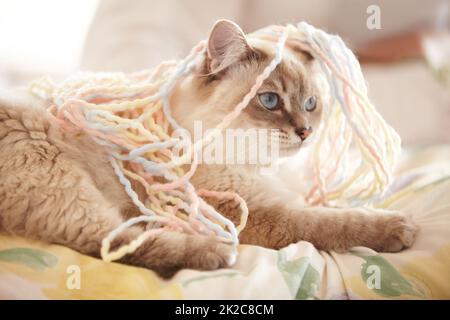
[{"left": 0, "top": 20, "right": 418, "bottom": 278}]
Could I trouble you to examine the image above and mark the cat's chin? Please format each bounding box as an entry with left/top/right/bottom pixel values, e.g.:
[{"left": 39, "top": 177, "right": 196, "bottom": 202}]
[
  {"left": 279, "top": 138, "right": 316, "bottom": 158},
  {"left": 279, "top": 144, "right": 302, "bottom": 157}
]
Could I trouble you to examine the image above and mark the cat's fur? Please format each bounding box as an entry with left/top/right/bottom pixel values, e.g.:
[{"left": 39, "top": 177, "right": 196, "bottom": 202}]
[{"left": 0, "top": 20, "right": 418, "bottom": 277}]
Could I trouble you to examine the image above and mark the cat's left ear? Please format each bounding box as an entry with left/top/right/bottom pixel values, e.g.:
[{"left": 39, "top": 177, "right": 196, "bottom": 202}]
[{"left": 206, "top": 19, "right": 252, "bottom": 73}]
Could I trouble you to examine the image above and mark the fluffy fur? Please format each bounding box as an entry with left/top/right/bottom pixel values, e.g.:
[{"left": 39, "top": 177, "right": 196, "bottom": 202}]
[{"left": 0, "top": 21, "right": 418, "bottom": 277}]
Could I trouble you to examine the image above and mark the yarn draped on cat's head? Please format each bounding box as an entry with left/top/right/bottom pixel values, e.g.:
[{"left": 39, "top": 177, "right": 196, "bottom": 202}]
[
  {"left": 171, "top": 19, "right": 400, "bottom": 207},
  {"left": 171, "top": 19, "right": 326, "bottom": 158}
]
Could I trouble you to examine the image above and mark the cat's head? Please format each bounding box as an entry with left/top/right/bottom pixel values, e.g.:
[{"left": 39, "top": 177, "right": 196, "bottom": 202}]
[{"left": 171, "top": 20, "right": 326, "bottom": 158}]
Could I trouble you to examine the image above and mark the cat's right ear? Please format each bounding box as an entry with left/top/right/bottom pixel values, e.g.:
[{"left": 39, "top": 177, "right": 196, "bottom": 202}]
[{"left": 206, "top": 19, "right": 252, "bottom": 74}]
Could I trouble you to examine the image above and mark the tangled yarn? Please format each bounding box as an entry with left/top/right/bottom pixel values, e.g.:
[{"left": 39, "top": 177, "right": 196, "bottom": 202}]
[{"left": 29, "top": 22, "right": 400, "bottom": 263}]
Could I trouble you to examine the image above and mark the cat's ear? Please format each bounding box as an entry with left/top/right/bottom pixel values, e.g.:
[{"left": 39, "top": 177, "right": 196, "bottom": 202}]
[{"left": 206, "top": 19, "right": 252, "bottom": 73}]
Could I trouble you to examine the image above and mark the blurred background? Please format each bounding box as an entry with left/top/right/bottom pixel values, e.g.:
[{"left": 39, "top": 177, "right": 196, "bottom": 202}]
[{"left": 0, "top": 0, "right": 449, "bottom": 145}]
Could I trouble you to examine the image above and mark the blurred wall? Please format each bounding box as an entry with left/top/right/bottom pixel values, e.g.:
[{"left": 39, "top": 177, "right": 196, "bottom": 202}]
[{"left": 0, "top": 0, "right": 98, "bottom": 85}]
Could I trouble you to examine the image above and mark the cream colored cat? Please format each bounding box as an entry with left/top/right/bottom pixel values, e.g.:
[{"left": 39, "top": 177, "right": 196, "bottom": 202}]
[{"left": 0, "top": 20, "right": 418, "bottom": 277}]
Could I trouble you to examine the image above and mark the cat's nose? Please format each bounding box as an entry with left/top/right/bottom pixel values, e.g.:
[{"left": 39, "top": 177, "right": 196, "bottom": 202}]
[{"left": 295, "top": 126, "right": 312, "bottom": 141}]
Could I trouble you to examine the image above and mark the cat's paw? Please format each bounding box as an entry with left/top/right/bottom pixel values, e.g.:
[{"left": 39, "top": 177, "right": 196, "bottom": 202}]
[
  {"left": 378, "top": 213, "right": 419, "bottom": 252},
  {"left": 123, "top": 233, "right": 236, "bottom": 278},
  {"left": 188, "top": 240, "right": 236, "bottom": 271}
]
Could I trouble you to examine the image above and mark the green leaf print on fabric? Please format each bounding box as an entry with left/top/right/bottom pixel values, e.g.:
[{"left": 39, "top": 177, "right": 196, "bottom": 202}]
[
  {"left": 353, "top": 252, "right": 424, "bottom": 298},
  {"left": 0, "top": 247, "right": 58, "bottom": 271},
  {"left": 277, "top": 249, "right": 320, "bottom": 300}
]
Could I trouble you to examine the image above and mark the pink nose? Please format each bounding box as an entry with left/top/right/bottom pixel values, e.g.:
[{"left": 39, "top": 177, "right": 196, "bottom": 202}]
[{"left": 295, "top": 126, "right": 312, "bottom": 141}]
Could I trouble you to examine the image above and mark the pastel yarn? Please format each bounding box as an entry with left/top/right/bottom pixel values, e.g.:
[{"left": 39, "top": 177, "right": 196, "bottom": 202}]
[{"left": 29, "top": 22, "right": 400, "bottom": 263}]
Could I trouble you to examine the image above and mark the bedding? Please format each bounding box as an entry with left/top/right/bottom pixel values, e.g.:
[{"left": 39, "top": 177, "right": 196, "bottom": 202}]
[{"left": 1, "top": 145, "right": 449, "bottom": 300}]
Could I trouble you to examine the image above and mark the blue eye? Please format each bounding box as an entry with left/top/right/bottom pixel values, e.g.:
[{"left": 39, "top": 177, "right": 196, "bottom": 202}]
[
  {"left": 258, "top": 92, "right": 279, "bottom": 110},
  {"left": 304, "top": 96, "right": 317, "bottom": 112}
]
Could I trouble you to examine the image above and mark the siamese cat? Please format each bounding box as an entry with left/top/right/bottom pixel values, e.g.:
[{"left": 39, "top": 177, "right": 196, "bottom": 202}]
[{"left": 0, "top": 20, "right": 417, "bottom": 277}]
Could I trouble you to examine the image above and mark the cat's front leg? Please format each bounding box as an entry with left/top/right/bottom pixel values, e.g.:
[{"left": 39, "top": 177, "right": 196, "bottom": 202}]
[{"left": 239, "top": 205, "right": 419, "bottom": 252}]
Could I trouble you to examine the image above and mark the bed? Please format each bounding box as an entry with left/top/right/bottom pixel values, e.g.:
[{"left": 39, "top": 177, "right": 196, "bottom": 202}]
[{"left": 0, "top": 145, "right": 449, "bottom": 299}]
